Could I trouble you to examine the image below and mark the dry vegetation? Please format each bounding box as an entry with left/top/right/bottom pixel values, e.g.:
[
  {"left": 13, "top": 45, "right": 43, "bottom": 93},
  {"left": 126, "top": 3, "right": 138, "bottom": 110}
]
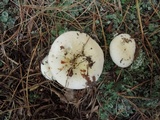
[{"left": 0, "top": 0, "right": 160, "bottom": 120}]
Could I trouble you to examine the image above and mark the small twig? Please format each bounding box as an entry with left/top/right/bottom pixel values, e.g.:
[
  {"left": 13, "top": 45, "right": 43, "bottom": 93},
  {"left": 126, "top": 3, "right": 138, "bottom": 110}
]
[
  {"left": 118, "top": 94, "right": 151, "bottom": 100},
  {"left": 136, "top": 0, "right": 144, "bottom": 42},
  {"left": 25, "top": 38, "right": 41, "bottom": 116},
  {"left": 115, "top": 69, "right": 122, "bottom": 82},
  {"left": 94, "top": 0, "right": 108, "bottom": 58},
  {"left": 149, "top": 0, "right": 160, "bottom": 19},
  {"left": 1, "top": 45, "right": 19, "bottom": 65},
  {"left": 119, "top": 80, "right": 150, "bottom": 95},
  {"left": 120, "top": 95, "right": 149, "bottom": 120},
  {"left": 61, "top": 11, "right": 82, "bottom": 30},
  {"left": 0, "top": 104, "right": 39, "bottom": 115},
  {"left": 118, "top": 4, "right": 130, "bottom": 30},
  {"left": 76, "top": 0, "right": 94, "bottom": 19}
]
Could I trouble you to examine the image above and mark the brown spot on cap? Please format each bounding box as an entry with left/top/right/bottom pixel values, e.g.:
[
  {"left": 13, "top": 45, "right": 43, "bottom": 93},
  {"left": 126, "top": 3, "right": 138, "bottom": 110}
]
[
  {"left": 61, "top": 60, "right": 66, "bottom": 64},
  {"left": 60, "top": 46, "right": 65, "bottom": 50},
  {"left": 67, "top": 68, "right": 73, "bottom": 77},
  {"left": 77, "top": 33, "right": 79, "bottom": 36},
  {"left": 120, "top": 58, "right": 123, "bottom": 63},
  {"left": 80, "top": 69, "right": 86, "bottom": 73}
]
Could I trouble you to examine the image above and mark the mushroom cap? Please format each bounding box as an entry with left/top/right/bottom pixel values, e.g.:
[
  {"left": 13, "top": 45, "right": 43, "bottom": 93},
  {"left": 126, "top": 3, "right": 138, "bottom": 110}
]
[
  {"left": 48, "top": 31, "right": 104, "bottom": 89},
  {"left": 109, "top": 34, "right": 136, "bottom": 68},
  {"left": 41, "top": 55, "right": 55, "bottom": 80}
]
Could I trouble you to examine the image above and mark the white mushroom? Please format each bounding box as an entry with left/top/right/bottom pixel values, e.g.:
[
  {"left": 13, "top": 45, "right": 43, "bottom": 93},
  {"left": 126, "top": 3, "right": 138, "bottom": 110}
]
[
  {"left": 41, "top": 55, "right": 55, "bottom": 80},
  {"left": 109, "top": 33, "right": 136, "bottom": 68},
  {"left": 48, "top": 31, "right": 104, "bottom": 89}
]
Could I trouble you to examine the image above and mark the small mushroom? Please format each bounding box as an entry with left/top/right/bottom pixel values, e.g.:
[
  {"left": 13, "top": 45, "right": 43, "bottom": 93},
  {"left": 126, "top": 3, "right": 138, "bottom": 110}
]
[
  {"left": 109, "top": 33, "right": 136, "bottom": 68},
  {"left": 48, "top": 31, "right": 104, "bottom": 89},
  {"left": 41, "top": 55, "right": 55, "bottom": 80}
]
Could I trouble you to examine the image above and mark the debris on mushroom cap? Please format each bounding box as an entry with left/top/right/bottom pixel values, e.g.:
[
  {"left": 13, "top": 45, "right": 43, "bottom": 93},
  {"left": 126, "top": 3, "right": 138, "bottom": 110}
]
[
  {"left": 48, "top": 31, "right": 104, "bottom": 89},
  {"left": 41, "top": 55, "right": 55, "bottom": 80},
  {"left": 109, "top": 33, "right": 136, "bottom": 68}
]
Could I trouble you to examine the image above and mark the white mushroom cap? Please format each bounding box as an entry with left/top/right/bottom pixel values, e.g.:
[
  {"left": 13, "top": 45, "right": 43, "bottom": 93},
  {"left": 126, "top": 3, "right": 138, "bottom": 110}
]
[
  {"left": 109, "top": 33, "right": 136, "bottom": 68},
  {"left": 48, "top": 31, "right": 104, "bottom": 89},
  {"left": 41, "top": 55, "right": 55, "bottom": 80}
]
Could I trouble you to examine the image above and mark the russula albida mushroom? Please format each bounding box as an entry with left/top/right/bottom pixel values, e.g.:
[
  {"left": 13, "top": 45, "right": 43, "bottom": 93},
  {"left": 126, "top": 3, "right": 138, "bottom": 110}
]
[
  {"left": 109, "top": 33, "right": 136, "bottom": 68},
  {"left": 41, "top": 55, "right": 55, "bottom": 80},
  {"left": 48, "top": 31, "right": 104, "bottom": 89}
]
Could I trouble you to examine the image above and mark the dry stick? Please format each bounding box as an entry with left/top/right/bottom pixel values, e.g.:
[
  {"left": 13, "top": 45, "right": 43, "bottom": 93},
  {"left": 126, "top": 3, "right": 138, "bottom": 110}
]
[
  {"left": 19, "top": 1, "right": 56, "bottom": 116},
  {"left": 32, "top": 104, "right": 53, "bottom": 118},
  {"left": 92, "top": 12, "right": 96, "bottom": 34},
  {"left": 136, "top": 0, "right": 144, "bottom": 42},
  {"left": 0, "top": 75, "right": 19, "bottom": 81},
  {"left": 20, "top": 81, "right": 50, "bottom": 92},
  {"left": 136, "top": 1, "right": 160, "bottom": 98},
  {"left": 25, "top": 39, "right": 41, "bottom": 116},
  {"left": 10, "top": 66, "right": 24, "bottom": 100},
  {"left": 119, "top": 80, "right": 150, "bottom": 95},
  {"left": 1, "top": 42, "right": 19, "bottom": 65},
  {"left": 0, "top": 0, "right": 60, "bottom": 46},
  {"left": 148, "top": 1, "right": 160, "bottom": 38},
  {"left": 149, "top": 0, "right": 160, "bottom": 18},
  {"left": 61, "top": 10, "right": 82, "bottom": 30},
  {"left": 42, "top": 85, "right": 68, "bottom": 103},
  {"left": 94, "top": 0, "right": 108, "bottom": 58},
  {"left": 0, "top": 70, "right": 20, "bottom": 110},
  {"left": 118, "top": 4, "right": 130, "bottom": 30},
  {"left": 114, "top": 0, "right": 122, "bottom": 13},
  {"left": 0, "top": 104, "right": 39, "bottom": 115},
  {"left": 19, "top": 62, "right": 28, "bottom": 110},
  {"left": 51, "top": 0, "right": 83, "bottom": 29},
  {"left": 149, "top": 27, "right": 160, "bottom": 38},
  {"left": 135, "top": 1, "right": 156, "bottom": 95},
  {"left": 0, "top": 27, "right": 20, "bottom": 45},
  {"left": 115, "top": 69, "right": 122, "bottom": 82},
  {"left": 67, "top": 0, "right": 84, "bottom": 10},
  {"left": 118, "top": 94, "right": 151, "bottom": 100},
  {"left": 76, "top": 0, "right": 94, "bottom": 19},
  {"left": 145, "top": 36, "right": 160, "bottom": 65},
  {"left": 2, "top": 66, "right": 21, "bottom": 84},
  {"left": 17, "top": 0, "right": 32, "bottom": 116},
  {"left": 120, "top": 95, "right": 148, "bottom": 120},
  {"left": 117, "top": 0, "right": 122, "bottom": 13}
]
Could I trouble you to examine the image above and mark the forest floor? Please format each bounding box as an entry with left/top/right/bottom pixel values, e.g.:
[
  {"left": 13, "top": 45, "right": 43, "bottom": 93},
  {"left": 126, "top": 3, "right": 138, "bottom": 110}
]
[{"left": 0, "top": 0, "right": 160, "bottom": 120}]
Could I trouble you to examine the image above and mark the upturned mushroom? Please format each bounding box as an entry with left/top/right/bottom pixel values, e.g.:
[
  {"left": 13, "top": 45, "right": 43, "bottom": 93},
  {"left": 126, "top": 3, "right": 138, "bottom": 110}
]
[
  {"left": 41, "top": 55, "right": 55, "bottom": 80},
  {"left": 47, "top": 31, "right": 104, "bottom": 89},
  {"left": 109, "top": 33, "right": 136, "bottom": 68}
]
